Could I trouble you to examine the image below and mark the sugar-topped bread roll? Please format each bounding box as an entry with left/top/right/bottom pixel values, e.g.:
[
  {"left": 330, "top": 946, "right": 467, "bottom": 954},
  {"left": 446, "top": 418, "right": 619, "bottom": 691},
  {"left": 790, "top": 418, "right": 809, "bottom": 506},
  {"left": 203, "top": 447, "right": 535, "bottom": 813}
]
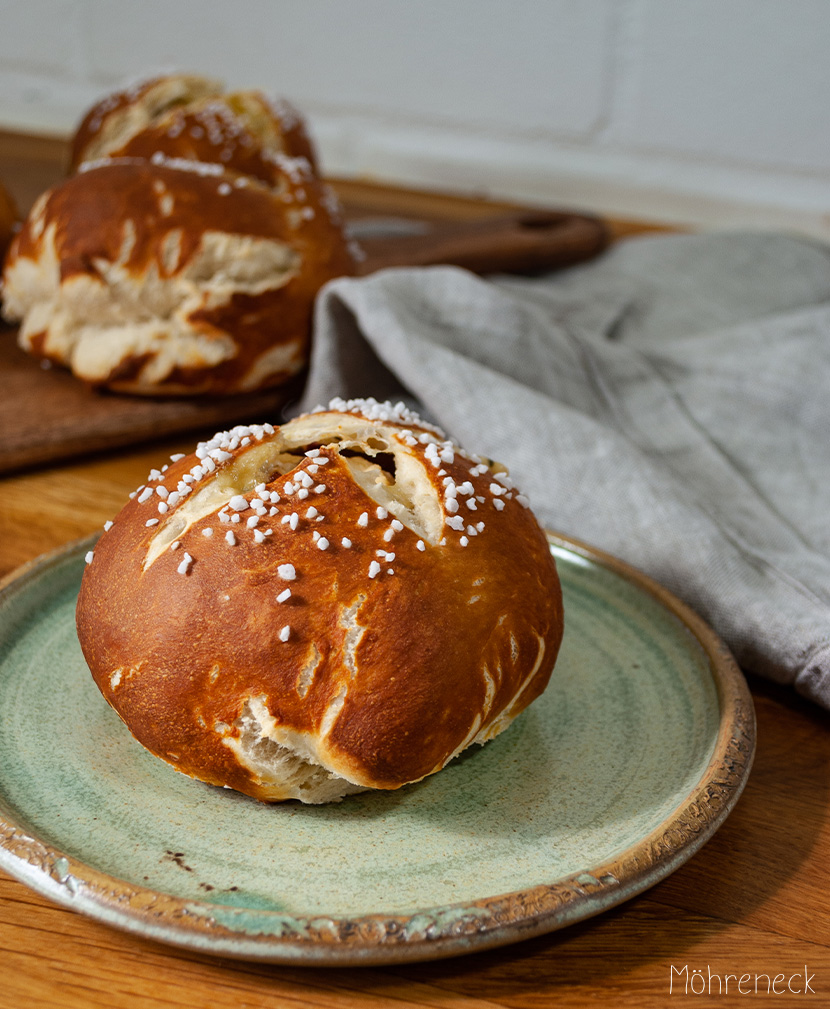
[
  {"left": 69, "top": 73, "right": 319, "bottom": 183},
  {"left": 76, "top": 399, "right": 564, "bottom": 803},
  {"left": 1, "top": 156, "right": 355, "bottom": 395}
]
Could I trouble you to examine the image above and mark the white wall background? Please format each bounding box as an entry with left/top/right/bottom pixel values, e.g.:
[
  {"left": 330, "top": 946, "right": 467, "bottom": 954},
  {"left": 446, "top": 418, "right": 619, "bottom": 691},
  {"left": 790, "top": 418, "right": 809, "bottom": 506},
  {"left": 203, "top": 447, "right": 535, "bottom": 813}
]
[{"left": 2, "top": 0, "right": 830, "bottom": 235}]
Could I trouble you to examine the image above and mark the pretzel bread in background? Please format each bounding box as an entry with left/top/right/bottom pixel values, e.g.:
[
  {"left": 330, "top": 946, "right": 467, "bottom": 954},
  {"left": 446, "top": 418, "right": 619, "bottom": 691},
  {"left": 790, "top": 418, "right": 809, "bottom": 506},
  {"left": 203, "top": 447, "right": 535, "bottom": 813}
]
[
  {"left": 0, "top": 179, "right": 18, "bottom": 263},
  {"left": 2, "top": 73, "right": 355, "bottom": 395},
  {"left": 76, "top": 398, "right": 564, "bottom": 804},
  {"left": 69, "top": 73, "right": 319, "bottom": 181},
  {"left": 2, "top": 155, "right": 355, "bottom": 395}
]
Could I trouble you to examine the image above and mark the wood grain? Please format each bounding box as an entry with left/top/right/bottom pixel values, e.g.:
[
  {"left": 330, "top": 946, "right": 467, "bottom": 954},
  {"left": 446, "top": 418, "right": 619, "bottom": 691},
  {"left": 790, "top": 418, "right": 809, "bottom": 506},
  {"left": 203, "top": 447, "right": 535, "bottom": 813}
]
[
  {"left": 0, "top": 327, "right": 300, "bottom": 475},
  {"left": 354, "top": 209, "right": 607, "bottom": 275},
  {"left": 0, "top": 132, "right": 827, "bottom": 1009}
]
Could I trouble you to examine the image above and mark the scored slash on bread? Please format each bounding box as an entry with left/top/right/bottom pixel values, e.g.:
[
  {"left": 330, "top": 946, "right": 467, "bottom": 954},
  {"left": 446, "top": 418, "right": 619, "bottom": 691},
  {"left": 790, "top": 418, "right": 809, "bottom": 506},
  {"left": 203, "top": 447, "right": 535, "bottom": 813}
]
[{"left": 76, "top": 398, "right": 564, "bottom": 804}]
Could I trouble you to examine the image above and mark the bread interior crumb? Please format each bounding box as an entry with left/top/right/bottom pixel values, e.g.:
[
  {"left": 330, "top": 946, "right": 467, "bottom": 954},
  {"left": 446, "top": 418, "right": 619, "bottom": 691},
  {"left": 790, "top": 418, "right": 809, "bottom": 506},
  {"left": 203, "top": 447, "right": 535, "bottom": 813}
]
[{"left": 223, "top": 696, "right": 365, "bottom": 803}]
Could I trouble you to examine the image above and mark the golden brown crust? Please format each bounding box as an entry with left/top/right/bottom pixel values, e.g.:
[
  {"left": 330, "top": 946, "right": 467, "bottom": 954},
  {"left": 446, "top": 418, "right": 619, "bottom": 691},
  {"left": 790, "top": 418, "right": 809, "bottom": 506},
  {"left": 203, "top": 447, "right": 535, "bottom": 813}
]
[
  {"left": 76, "top": 400, "right": 564, "bottom": 801},
  {"left": 69, "top": 74, "right": 319, "bottom": 180},
  {"left": 2, "top": 158, "right": 355, "bottom": 394}
]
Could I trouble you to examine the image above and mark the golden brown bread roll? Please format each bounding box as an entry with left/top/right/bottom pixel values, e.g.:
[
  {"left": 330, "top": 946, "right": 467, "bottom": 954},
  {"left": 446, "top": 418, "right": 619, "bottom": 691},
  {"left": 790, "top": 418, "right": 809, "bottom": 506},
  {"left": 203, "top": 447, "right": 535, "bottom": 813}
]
[
  {"left": 76, "top": 399, "right": 564, "bottom": 803},
  {"left": 0, "top": 179, "right": 18, "bottom": 263},
  {"left": 1, "top": 156, "right": 355, "bottom": 395},
  {"left": 69, "top": 73, "right": 319, "bottom": 182}
]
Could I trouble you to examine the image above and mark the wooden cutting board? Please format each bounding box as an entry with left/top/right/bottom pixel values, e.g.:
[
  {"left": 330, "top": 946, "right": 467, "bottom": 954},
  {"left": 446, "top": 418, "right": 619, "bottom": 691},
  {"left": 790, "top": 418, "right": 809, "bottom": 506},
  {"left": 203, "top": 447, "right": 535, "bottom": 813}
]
[{"left": 0, "top": 145, "right": 608, "bottom": 474}]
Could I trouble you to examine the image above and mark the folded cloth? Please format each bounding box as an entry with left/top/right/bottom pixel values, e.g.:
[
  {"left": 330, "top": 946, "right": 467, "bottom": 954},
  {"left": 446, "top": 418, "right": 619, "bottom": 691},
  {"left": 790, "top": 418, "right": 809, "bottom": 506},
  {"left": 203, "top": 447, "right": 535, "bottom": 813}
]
[{"left": 298, "top": 232, "right": 830, "bottom": 709}]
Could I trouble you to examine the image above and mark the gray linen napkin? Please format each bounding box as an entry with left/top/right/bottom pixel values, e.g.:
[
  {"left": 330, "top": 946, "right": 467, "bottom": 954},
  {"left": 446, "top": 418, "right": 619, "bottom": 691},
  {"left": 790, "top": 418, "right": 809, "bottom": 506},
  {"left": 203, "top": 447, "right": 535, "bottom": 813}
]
[{"left": 298, "top": 232, "right": 830, "bottom": 709}]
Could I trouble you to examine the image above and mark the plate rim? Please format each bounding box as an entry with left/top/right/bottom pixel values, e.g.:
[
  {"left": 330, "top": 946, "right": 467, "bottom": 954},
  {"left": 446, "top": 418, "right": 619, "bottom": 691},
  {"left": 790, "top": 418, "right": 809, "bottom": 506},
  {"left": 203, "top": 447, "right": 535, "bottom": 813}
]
[{"left": 0, "top": 532, "right": 756, "bottom": 966}]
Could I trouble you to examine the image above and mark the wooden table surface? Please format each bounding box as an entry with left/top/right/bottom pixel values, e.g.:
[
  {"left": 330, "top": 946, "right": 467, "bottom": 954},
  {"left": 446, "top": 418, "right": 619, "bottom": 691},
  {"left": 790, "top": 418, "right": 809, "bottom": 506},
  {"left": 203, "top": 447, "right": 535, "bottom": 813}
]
[{"left": 0, "top": 133, "right": 828, "bottom": 1008}]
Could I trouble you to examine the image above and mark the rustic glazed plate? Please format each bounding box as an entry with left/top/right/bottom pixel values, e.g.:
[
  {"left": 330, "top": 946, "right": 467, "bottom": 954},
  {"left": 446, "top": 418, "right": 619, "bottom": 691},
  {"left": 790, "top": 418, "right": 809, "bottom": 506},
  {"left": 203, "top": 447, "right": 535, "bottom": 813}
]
[{"left": 0, "top": 532, "right": 754, "bottom": 965}]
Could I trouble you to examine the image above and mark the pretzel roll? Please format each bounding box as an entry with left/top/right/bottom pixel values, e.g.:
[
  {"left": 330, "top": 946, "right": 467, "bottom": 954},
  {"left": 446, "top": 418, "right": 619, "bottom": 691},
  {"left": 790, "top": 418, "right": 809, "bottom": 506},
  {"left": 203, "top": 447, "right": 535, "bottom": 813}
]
[
  {"left": 0, "top": 179, "right": 18, "bottom": 263},
  {"left": 1, "top": 156, "right": 355, "bottom": 395},
  {"left": 76, "top": 399, "right": 564, "bottom": 804},
  {"left": 69, "top": 73, "right": 319, "bottom": 181}
]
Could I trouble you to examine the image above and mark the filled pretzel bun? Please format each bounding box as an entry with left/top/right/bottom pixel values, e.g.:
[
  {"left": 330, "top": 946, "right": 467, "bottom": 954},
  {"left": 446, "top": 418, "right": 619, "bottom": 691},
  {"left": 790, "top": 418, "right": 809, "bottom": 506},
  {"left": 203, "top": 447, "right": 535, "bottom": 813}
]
[
  {"left": 69, "top": 73, "right": 319, "bottom": 182},
  {"left": 76, "top": 399, "right": 564, "bottom": 804},
  {"left": 0, "top": 179, "right": 17, "bottom": 262},
  {"left": 1, "top": 156, "right": 355, "bottom": 395}
]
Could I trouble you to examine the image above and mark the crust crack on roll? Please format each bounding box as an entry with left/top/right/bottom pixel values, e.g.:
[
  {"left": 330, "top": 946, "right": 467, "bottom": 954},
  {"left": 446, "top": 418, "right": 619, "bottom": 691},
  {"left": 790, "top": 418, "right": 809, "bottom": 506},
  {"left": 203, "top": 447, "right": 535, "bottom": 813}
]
[{"left": 76, "top": 398, "right": 564, "bottom": 803}]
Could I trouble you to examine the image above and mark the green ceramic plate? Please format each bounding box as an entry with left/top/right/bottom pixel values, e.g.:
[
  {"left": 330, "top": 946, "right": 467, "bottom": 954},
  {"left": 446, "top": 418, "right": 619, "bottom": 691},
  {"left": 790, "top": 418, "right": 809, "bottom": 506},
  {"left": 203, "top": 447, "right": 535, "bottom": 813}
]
[{"left": 0, "top": 532, "right": 754, "bottom": 965}]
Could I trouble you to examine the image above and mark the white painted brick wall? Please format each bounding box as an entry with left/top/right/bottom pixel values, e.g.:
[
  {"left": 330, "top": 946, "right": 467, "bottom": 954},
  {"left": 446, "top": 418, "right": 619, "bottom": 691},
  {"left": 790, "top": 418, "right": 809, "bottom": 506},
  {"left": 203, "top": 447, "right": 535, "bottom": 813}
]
[
  {"left": 605, "top": 0, "right": 830, "bottom": 171},
  {"left": 82, "top": 0, "right": 613, "bottom": 136},
  {"left": 0, "top": 0, "right": 85, "bottom": 76},
  {"left": 1, "top": 0, "right": 830, "bottom": 235}
]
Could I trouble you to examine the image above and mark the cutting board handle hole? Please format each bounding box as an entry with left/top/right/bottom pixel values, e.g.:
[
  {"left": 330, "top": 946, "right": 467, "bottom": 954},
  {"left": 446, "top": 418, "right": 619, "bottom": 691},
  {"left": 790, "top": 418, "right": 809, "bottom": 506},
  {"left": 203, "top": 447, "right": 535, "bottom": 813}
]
[{"left": 515, "top": 212, "right": 567, "bottom": 231}]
